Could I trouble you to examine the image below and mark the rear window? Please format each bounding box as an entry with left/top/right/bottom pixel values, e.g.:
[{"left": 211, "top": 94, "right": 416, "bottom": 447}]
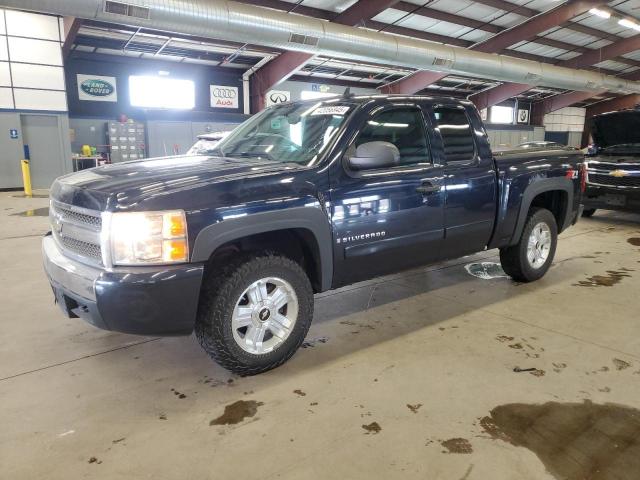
[{"left": 433, "top": 106, "right": 475, "bottom": 163}]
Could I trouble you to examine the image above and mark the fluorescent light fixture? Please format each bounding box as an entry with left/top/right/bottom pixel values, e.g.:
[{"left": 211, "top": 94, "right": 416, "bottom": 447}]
[
  {"left": 129, "top": 75, "right": 195, "bottom": 109},
  {"left": 589, "top": 8, "right": 611, "bottom": 19},
  {"left": 618, "top": 18, "right": 640, "bottom": 31},
  {"left": 490, "top": 105, "right": 514, "bottom": 124}
]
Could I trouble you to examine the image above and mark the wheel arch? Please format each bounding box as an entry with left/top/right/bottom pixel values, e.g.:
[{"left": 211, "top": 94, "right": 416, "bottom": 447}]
[
  {"left": 510, "top": 178, "right": 574, "bottom": 245},
  {"left": 191, "top": 207, "right": 333, "bottom": 292}
]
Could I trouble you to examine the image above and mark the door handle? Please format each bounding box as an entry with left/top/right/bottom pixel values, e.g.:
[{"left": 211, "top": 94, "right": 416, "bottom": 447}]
[{"left": 416, "top": 183, "right": 441, "bottom": 195}]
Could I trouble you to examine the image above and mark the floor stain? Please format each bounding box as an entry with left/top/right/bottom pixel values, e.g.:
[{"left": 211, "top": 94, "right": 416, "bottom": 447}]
[
  {"left": 88, "top": 456, "right": 102, "bottom": 464},
  {"left": 362, "top": 421, "right": 381, "bottom": 434},
  {"left": 10, "top": 207, "right": 49, "bottom": 217},
  {"left": 613, "top": 358, "right": 632, "bottom": 370},
  {"left": 598, "top": 387, "right": 611, "bottom": 393},
  {"left": 158, "top": 413, "right": 167, "bottom": 420},
  {"left": 441, "top": 438, "right": 473, "bottom": 454},
  {"left": 573, "top": 270, "right": 632, "bottom": 287},
  {"left": 407, "top": 403, "right": 423, "bottom": 414},
  {"left": 553, "top": 363, "right": 568, "bottom": 373},
  {"left": 293, "top": 389, "right": 306, "bottom": 397},
  {"left": 112, "top": 437, "right": 126, "bottom": 444},
  {"left": 459, "top": 464, "right": 474, "bottom": 480},
  {"left": 465, "top": 262, "right": 508, "bottom": 280},
  {"left": 496, "top": 335, "right": 515, "bottom": 343},
  {"left": 529, "top": 369, "right": 545, "bottom": 377},
  {"left": 627, "top": 237, "right": 640, "bottom": 247},
  {"left": 170, "top": 388, "right": 186, "bottom": 399},
  {"left": 480, "top": 400, "right": 640, "bottom": 480},
  {"left": 210, "top": 400, "right": 264, "bottom": 426},
  {"left": 301, "top": 336, "right": 329, "bottom": 348},
  {"left": 509, "top": 342, "right": 524, "bottom": 349},
  {"left": 11, "top": 193, "right": 49, "bottom": 198}
]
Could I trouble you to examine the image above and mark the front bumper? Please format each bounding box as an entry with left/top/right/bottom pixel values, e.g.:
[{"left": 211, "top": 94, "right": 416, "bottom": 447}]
[
  {"left": 43, "top": 234, "right": 204, "bottom": 336},
  {"left": 583, "top": 185, "right": 640, "bottom": 212}
]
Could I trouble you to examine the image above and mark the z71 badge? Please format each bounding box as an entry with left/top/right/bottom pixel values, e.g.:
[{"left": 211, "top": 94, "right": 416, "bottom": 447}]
[{"left": 336, "top": 231, "right": 386, "bottom": 245}]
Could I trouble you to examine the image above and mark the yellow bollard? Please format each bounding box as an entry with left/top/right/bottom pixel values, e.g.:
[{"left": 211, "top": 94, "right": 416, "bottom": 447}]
[{"left": 21, "top": 159, "right": 32, "bottom": 197}]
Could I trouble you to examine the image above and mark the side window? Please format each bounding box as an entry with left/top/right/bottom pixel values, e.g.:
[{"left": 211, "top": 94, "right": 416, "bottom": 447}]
[
  {"left": 356, "top": 107, "right": 430, "bottom": 167},
  {"left": 432, "top": 106, "right": 476, "bottom": 163}
]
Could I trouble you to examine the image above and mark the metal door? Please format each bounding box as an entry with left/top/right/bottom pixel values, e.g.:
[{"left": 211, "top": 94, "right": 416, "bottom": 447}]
[{"left": 20, "top": 115, "right": 65, "bottom": 189}]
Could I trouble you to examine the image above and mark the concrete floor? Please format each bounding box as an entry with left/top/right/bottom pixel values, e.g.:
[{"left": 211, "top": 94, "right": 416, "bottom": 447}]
[{"left": 1, "top": 191, "right": 640, "bottom": 480}]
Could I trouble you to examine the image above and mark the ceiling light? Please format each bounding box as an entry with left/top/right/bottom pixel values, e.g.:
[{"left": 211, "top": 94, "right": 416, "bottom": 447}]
[
  {"left": 618, "top": 18, "right": 640, "bottom": 31},
  {"left": 589, "top": 8, "right": 611, "bottom": 19}
]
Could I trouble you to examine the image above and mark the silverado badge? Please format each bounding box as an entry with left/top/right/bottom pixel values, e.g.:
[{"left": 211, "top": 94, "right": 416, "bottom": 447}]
[{"left": 610, "top": 169, "right": 629, "bottom": 178}]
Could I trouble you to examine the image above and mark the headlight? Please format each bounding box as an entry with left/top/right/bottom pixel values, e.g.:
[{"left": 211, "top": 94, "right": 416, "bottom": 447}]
[{"left": 108, "top": 210, "right": 188, "bottom": 265}]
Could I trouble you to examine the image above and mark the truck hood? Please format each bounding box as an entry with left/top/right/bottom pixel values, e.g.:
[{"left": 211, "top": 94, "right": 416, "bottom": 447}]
[
  {"left": 591, "top": 110, "right": 640, "bottom": 149},
  {"left": 52, "top": 155, "right": 301, "bottom": 210}
]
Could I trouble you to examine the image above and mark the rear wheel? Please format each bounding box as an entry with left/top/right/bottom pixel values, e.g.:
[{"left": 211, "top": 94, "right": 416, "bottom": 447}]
[
  {"left": 500, "top": 208, "right": 558, "bottom": 283},
  {"left": 582, "top": 208, "right": 596, "bottom": 218},
  {"left": 195, "top": 254, "right": 314, "bottom": 376}
]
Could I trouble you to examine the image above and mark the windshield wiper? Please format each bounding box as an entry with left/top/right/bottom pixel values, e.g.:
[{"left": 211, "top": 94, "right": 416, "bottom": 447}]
[
  {"left": 227, "top": 151, "right": 275, "bottom": 161},
  {"left": 602, "top": 143, "right": 640, "bottom": 151}
]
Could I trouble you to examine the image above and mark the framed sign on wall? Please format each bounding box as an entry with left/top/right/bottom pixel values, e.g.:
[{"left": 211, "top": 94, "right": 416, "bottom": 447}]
[
  {"left": 517, "top": 108, "right": 530, "bottom": 124},
  {"left": 77, "top": 74, "right": 118, "bottom": 102},
  {"left": 210, "top": 85, "right": 239, "bottom": 109}
]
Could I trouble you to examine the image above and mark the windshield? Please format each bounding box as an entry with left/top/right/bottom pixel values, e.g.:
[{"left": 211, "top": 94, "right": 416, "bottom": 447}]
[{"left": 215, "top": 101, "right": 355, "bottom": 165}]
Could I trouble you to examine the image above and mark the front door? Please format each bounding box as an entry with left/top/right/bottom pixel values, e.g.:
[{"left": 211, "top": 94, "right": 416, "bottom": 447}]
[{"left": 330, "top": 103, "right": 446, "bottom": 286}]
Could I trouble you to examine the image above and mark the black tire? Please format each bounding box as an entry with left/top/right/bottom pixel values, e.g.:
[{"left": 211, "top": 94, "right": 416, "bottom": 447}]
[
  {"left": 582, "top": 208, "right": 596, "bottom": 218},
  {"left": 500, "top": 207, "right": 558, "bottom": 283},
  {"left": 195, "top": 253, "right": 313, "bottom": 376}
]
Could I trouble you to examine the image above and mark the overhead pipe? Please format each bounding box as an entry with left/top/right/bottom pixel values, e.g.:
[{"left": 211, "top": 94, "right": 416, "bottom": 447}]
[{"left": 5, "top": 0, "right": 640, "bottom": 95}]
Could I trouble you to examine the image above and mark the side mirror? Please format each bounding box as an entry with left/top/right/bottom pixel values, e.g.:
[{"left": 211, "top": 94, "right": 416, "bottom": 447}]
[{"left": 348, "top": 141, "right": 400, "bottom": 170}]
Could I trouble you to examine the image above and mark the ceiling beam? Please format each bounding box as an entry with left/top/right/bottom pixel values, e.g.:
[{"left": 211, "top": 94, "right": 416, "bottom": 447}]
[
  {"left": 470, "top": 31, "right": 640, "bottom": 110},
  {"left": 250, "top": 0, "right": 401, "bottom": 112},
  {"left": 470, "top": 0, "right": 537, "bottom": 17},
  {"left": 473, "top": 0, "right": 604, "bottom": 53},
  {"left": 585, "top": 93, "right": 640, "bottom": 117},
  {"left": 531, "top": 90, "right": 605, "bottom": 125},
  {"left": 382, "top": 0, "right": 602, "bottom": 95},
  {"left": 62, "top": 17, "right": 82, "bottom": 58},
  {"left": 562, "top": 34, "right": 640, "bottom": 69}
]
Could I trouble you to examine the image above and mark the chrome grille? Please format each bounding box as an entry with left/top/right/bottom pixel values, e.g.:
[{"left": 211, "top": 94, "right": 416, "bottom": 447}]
[
  {"left": 59, "top": 236, "right": 102, "bottom": 261},
  {"left": 588, "top": 173, "right": 640, "bottom": 188},
  {"left": 50, "top": 201, "right": 103, "bottom": 265}
]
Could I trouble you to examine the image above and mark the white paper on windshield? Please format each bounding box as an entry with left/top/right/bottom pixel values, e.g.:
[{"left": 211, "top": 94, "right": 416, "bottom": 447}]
[{"left": 311, "top": 106, "right": 350, "bottom": 116}]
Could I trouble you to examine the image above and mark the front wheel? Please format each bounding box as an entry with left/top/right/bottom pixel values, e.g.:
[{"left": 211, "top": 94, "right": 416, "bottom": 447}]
[
  {"left": 195, "top": 254, "right": 314, "bottom": 376},
  {"left": 500, "top": 208, "right": 558, "bottom": 283}
]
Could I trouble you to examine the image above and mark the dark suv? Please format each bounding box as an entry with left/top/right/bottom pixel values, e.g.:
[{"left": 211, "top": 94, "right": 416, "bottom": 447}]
[{"left": 583, "top": 109, "right": 640, "bottom": 216}]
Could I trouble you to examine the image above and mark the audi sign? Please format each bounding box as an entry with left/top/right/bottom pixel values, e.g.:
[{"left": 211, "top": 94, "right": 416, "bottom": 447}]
[{"left": 210, "top": 85, "right": 239, "bottom": 109}]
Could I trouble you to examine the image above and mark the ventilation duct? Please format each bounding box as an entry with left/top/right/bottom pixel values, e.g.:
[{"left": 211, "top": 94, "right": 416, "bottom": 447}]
[{"left": 6, "top": 0, "right": 640, "bottom": 95}]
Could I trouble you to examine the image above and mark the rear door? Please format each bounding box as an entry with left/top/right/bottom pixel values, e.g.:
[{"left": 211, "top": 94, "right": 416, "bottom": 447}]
[
  {"left": 330, "top": 102, "right": 446, "bottom": 286},
  {"left": 428, "top": 104, "right": 497, "bottom": 255}
]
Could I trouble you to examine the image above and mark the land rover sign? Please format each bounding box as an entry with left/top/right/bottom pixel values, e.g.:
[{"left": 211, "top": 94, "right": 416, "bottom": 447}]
[{"left": 77, "top": 74, "right": 118, "bottom": 102}]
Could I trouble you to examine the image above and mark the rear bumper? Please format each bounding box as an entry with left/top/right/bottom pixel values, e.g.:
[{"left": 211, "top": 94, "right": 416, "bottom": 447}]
[
  {"left": 43, "top": 234, "right": 204, "bottom": 336},
  {"left": 583, "top": 185, "right": 640, "bottom": 212}
]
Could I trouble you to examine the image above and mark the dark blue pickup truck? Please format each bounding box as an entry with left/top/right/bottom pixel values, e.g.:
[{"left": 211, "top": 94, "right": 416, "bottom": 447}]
[{"left": 43, "top": 95, "right": 584, "bottom": 375}]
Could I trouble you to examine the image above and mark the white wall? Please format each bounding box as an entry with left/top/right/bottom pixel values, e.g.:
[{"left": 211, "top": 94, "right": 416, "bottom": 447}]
[
  {"left": 543, "top": 107, "right": 585, "bottom": 133},
  {"left": 0, "top": 9, "right": 67, "bottom": 111},
  {"left": 486, "top": 127, "right": 545, "bottom": 149}
]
